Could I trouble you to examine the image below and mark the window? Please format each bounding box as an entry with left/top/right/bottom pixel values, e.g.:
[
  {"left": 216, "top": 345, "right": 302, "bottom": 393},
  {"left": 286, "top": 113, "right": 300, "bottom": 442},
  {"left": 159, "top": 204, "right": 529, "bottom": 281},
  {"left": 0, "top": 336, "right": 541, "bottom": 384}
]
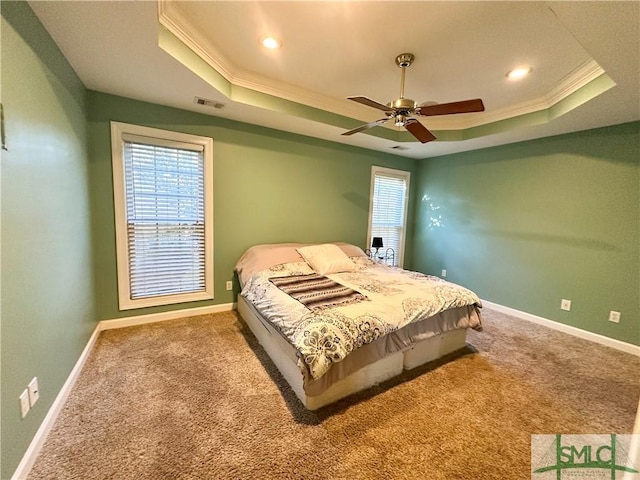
[
  {"left": 111, "top": 122, "right": 213, "bottom": 310},
  {"left": 368, "top": 166, "right": 410, "bottom": 267}
]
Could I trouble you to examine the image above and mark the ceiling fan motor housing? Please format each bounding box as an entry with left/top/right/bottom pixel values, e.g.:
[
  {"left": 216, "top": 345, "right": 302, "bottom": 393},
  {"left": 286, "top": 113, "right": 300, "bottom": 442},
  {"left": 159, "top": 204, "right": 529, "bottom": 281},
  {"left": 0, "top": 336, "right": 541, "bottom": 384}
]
[{"left": 389, "top": 98, "right": 416, "bottom": 111}]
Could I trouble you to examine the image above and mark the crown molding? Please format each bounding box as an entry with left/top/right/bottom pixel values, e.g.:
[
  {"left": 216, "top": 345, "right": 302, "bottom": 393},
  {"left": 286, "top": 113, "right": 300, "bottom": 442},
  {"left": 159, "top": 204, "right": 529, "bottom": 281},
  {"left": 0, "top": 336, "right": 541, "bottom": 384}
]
[
  {"left": 426, "top": 59, "right": 607, "bottom": 130},
  {"left": 158, "top": 0, "right": 235, "bottom": 83},
  {"left": 157, "top": 0, "right": 377, "bottom": 122},
  {"left": 158, "top": 0, "right": 610, "bottom": 134}
]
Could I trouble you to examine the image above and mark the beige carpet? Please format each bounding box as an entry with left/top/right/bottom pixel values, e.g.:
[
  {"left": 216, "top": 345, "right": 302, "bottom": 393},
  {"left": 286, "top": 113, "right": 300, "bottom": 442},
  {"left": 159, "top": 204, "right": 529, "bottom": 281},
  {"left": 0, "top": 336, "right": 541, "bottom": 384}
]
[{"left": 28, "top": 308, "right": 639, "bottom": 479}]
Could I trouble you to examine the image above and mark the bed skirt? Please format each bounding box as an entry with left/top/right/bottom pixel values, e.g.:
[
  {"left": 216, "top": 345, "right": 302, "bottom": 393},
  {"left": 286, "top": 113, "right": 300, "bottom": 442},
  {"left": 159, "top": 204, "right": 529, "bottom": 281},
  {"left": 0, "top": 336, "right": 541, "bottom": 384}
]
[{"left": 237, "top": 295, "right": 475, "bottom": 410}]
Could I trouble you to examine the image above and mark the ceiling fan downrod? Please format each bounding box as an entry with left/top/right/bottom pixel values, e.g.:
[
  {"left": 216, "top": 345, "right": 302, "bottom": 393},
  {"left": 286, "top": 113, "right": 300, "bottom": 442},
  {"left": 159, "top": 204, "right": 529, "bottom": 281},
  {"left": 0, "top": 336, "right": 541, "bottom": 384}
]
[
  {"left": 395, "top": 53, "right": 414, "bottom": 100},
  {"left": 390, "top": 53, "right": 416, "bottom": 112}
]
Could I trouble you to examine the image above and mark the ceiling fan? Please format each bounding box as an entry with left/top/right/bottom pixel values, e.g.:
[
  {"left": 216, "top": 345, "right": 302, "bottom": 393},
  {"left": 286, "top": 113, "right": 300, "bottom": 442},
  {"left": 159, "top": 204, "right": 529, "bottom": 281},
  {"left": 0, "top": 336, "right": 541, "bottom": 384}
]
[{"left": 342, "top": 53, "right": 485, "bottom": 143}]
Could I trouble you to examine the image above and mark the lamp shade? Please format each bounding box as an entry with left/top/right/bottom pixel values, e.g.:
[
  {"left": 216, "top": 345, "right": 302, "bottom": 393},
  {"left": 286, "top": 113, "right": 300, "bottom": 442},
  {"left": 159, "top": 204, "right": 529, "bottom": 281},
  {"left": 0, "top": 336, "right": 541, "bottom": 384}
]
[{"left": 371, "top": 237, "right": 383, "bottom": 249}]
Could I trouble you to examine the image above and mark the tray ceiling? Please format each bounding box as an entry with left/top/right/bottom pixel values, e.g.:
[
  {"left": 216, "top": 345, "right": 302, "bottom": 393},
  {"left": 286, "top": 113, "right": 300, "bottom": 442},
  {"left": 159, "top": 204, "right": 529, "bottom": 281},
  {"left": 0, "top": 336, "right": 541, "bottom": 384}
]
[{"left": 30, "top": 1, "right": 639, "bottom": 158}]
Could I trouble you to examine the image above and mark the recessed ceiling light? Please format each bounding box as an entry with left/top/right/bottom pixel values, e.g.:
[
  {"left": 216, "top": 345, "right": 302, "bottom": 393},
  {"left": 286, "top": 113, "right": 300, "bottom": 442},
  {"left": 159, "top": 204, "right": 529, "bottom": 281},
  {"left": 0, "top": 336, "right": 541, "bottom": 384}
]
[
  {"left": 260, "top": 36, "right": 281, "bottom": 49},
  {"left": 506, "top": 66, "right": 532, "bottom": 80}
]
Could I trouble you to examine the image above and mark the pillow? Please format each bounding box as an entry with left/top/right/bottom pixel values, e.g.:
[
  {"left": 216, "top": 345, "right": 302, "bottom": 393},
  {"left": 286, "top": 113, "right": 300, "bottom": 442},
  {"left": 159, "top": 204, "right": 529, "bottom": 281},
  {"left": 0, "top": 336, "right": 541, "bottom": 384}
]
[
  {"left": 235, "top": 243, "right": 307, "bottom": 286},
  {"left": 297, "top": 244, "right": 356, "bottom": 275},
  {"left": 334, "top": 242, "right": 368, "bottom": 258}
]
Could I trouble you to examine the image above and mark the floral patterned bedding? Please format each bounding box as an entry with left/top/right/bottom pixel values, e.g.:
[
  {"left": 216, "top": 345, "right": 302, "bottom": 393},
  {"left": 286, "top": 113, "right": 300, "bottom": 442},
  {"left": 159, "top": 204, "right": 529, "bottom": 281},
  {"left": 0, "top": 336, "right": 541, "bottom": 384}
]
[{"left": 241, "top": 257, "right": 482, "bottom": 380}]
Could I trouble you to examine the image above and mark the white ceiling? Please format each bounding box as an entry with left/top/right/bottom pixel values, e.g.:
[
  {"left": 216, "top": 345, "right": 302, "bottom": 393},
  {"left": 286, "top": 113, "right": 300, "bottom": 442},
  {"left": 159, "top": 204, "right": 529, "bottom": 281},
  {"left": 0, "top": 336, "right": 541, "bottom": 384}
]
[{"left": 29, "top": 1, "right": 639, "bottom": 159}]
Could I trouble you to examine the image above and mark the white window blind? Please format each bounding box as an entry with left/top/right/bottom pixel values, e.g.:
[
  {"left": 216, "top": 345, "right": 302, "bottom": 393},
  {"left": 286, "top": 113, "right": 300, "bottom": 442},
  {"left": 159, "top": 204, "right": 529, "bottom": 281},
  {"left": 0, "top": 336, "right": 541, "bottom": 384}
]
[
  {"left": 369, "top": 167, "right": 410, "bottom": 267},
  {"left": 111, "top": 122, "right": 213, "bottom": 310},
  {"left": 124, "top": 139, "right": 205, "bottom": 299}
]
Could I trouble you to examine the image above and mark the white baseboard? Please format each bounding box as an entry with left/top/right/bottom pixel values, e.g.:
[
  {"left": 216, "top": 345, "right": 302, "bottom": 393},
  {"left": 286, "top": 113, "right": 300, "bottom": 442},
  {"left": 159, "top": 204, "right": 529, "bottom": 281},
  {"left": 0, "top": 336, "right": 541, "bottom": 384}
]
[
  {"left": 99, "top": 302, "right": 235, "bottom": 331},
  {"left": 12, "top": 302, "right": 236, "bottom": 480},
  {"left": 11, "top": 325, "right": 101, "bottom": 480},
  {"left": 482, "top": 300, "right": 640, "bottom": 357}
]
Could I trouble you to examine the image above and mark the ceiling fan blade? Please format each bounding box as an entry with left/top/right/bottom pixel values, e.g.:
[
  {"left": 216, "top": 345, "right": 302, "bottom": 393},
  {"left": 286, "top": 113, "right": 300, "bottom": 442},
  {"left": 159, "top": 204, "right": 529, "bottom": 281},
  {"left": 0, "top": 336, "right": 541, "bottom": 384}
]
[
  {"left": 347, "top": 96, "right": 393, "bottom": 113},
  {"left": 405, "top": 119, "right": 436, "bottom": 143},
  {"left": 416, "top": 98, "right": 485, "bottom": 116},
  {"left": 342, "top": 118, "right": 389, "bottom": 136}
]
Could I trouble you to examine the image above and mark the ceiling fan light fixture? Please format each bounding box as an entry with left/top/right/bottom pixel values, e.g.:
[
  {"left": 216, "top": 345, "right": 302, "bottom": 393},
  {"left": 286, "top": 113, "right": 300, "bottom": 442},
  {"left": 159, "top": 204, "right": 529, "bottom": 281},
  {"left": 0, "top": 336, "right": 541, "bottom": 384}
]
[
  {"left": 506, "top": 66, "right": 532, "bottom": 80},
  {"left": 394, "top": 114, "right": 407, "bottom": 127},
  {"left": 260, "top": 36, "right": 281, "bottom": 49}
]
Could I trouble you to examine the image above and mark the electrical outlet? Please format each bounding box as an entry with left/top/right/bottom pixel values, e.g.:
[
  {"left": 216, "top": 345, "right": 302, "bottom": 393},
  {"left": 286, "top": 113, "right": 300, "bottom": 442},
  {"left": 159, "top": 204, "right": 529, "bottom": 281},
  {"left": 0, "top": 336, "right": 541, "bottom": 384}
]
[
  {"left": 19, "top": 390, "right": 30, "bottom": 418},
  {"left": 28, "top": 377, "right": 39, "bottom": 407},
  {"left": 226, "top": 281, "right": 232, "bottom": 291},
  {"left": 441, "top": 269, "right": 447, "bottom": 278},
  {"left": 608, "top": 311, "right": 621, "bottom": 323},
  {"left": 561, "top": 299, "right": 572, "bottom": 311}
]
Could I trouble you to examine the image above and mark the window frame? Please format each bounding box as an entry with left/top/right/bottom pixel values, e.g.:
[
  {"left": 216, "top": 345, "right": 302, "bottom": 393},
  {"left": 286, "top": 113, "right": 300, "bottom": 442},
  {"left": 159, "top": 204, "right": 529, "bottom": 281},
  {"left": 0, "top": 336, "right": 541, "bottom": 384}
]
[
  {"left": 367, "top": 165, "right": 411, "bottom": 268},
  {"left": 110, "top": 121, "right": 214, "bottom": 310}
]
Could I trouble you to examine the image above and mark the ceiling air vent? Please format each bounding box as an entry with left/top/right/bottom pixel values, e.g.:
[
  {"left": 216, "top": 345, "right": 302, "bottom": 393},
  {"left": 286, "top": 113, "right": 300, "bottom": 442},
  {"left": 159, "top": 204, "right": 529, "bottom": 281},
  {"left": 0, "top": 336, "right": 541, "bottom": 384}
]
[
  {"left": 194, "top": 96, "right": 225, "bottom": 109},
  {"left": 389, "top": 145, "right": 409, "bottom": 151}
]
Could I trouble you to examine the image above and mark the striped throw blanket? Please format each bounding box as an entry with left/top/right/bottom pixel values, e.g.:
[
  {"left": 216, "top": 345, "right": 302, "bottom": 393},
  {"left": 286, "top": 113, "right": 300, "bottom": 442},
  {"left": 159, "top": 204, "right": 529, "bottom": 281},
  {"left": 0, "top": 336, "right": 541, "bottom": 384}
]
[{"left": 269, "top": 273, "right": 367, "bottom": 311}]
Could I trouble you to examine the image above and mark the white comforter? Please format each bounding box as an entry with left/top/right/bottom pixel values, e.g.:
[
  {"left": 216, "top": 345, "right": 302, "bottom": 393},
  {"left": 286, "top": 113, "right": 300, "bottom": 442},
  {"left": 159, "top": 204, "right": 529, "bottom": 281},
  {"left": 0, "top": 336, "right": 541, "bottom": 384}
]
[{"left": 241, "top": 257, "right": 481, "bottom": 380}]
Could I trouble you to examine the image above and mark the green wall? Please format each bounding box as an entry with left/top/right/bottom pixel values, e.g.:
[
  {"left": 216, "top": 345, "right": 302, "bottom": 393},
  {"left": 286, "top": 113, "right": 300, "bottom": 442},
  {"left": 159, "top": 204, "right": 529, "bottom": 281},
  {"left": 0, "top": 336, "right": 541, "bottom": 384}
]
[
  {"left": 1, "top": 3, "right": 96, "bottom": 478},
  {"left": 88, "top": 91, "right": 418, "bottom": 320},
  {"left": 413, "top": 122, "right": 640, "bottom": 345}
]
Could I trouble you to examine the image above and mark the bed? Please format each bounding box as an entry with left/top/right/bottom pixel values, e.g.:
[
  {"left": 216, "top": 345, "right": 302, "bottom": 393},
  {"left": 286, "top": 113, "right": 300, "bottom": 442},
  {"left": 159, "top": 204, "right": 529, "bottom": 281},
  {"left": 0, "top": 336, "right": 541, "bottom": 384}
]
[{"left": 235, "top": 242, "right": 482, "bottom": 410}]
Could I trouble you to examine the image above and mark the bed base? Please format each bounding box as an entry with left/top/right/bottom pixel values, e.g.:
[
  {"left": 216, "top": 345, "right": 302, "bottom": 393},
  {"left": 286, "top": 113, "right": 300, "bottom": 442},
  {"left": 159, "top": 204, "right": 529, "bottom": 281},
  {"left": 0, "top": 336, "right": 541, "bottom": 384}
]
[
  {"left": 403, "top": 328, "right": 468, "bottom": 369},
  {"left": 237, "top": 295, "right": 467, "bottom": 410}
]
